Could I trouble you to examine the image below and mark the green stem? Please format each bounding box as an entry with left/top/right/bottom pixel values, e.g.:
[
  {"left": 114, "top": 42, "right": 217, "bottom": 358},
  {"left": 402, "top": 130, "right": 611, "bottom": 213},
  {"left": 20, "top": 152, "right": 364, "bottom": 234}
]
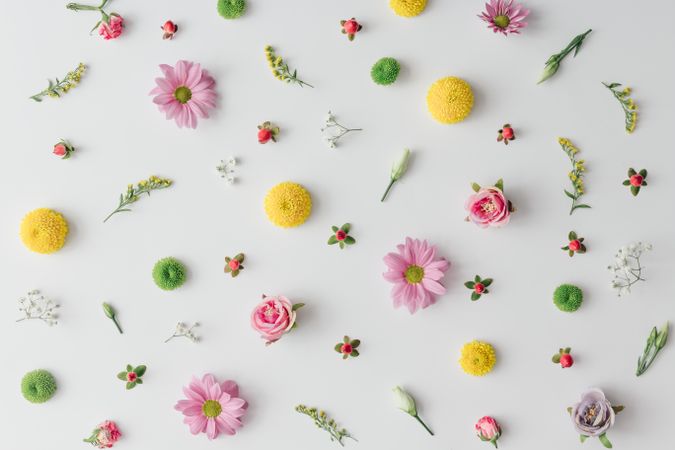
[
  {"left": 559, "top": 29, "right": 592, "bottom": 59},
  {"left": 111, "top": 316, "right": 123, "bottom": 334},
  {"left": 381, "top": 179, "right": 396, "bottom": 202},
  {"left": 414, "top": 415, "right": 434, "bottom": 436}
]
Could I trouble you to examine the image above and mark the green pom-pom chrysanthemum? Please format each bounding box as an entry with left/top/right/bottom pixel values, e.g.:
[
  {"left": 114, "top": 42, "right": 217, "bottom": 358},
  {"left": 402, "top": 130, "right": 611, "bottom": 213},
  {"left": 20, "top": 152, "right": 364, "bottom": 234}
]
[
  {"left": 153, "top": 257, "right": 187, "bottom": 291},
  {"left": 217, "top": 0, "right": 246, "bottom": 19},
  {"left": 371, "top": 57, "right": 400, "bottom": 85},
  {"left": 21, "top": 369, "right": 57, "bottom": 403},
  {"left": 553, "top": 284, "right": 583, "bottom": 312}
]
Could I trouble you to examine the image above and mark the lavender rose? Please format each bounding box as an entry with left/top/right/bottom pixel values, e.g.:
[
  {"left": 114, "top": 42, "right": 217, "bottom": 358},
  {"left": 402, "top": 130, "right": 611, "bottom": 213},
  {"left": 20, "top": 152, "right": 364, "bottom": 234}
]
[{"left": 569, "top": 388, "right": 623, "bottom": 448}]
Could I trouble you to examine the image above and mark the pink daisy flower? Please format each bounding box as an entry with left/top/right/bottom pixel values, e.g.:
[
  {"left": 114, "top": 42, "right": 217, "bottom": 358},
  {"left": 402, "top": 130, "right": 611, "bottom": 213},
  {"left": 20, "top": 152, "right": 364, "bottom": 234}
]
[
  {"left": 478, "top": 0, "right": 529, "bottom": 36},
  {"left": 383, "top": 237, "right": 450, "bottom": 314},
  {"left": 149, "top": 60, "right": 216, "bottom": 129},
  {"left": 174, "top": 374, "right": 247, "bottom": 440}
]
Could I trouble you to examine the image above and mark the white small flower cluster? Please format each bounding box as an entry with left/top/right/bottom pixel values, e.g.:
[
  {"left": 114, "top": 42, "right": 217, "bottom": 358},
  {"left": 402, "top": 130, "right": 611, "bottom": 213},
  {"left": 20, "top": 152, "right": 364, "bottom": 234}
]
[
  {"left": 321, "top": 110, "right": 362, "bottom": 149},
  {"left": 16, "top": 289, "right": 59, "bottom": 326},
  {"left": 216, "top": 157, "right": 236, "bottom": 184},
  {"left": 165, "top": 322, "right": 200, "bottom": 343},
  {"left": 608, "top": 242, "right": 653, "bottom": 296}
]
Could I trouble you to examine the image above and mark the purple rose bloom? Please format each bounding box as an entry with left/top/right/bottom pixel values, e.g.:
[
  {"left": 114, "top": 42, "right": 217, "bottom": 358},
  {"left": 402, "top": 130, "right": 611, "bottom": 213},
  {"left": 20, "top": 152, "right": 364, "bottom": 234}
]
[{"left": 571, "top": 388, "right": 615, "bottom": 437}]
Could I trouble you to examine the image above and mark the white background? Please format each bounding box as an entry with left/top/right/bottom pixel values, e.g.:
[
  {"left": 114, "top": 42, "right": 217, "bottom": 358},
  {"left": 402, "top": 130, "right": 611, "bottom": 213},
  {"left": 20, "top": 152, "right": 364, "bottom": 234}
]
[{"left": 1, "top": 1, "right": 673, "bottom": 449}]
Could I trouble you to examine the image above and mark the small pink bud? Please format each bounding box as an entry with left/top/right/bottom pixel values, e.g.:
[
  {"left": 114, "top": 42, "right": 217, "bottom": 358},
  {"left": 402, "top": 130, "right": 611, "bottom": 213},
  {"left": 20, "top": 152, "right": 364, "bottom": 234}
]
[
  {"left": 336, "top": 230, "right": 347, "bottom": 241},
  {"left": 342, "top": 19, "right": 360, "bottom": 35},
  {"left": 560, "top": 353, "right": 574, "bottom": 368},
  {"left": 53, "top": 143, "right": 67, "bottom": 157},
  {"left": 228, "top": 259, "right": 240, "bottom": 271},
  {"left": 501, "top": 127, "right": 514, "bottom": 140},
  {"left": 474, "top": 283, "right": 485, "bottom": 294},
  {"left": 630, "top": 174, "right": 643, "bottom": 186},
  {"left": 258, "top": 128, "right": 272, "bottom": 144},
  {"left": 340, "top": 343, "right": 353, "bottom": 354},
  {"left": 568, "top": 240, "right": 581, "bottom": 252},
  {"left": 126, "top": 372, "right": 138, "bottom": 382}
]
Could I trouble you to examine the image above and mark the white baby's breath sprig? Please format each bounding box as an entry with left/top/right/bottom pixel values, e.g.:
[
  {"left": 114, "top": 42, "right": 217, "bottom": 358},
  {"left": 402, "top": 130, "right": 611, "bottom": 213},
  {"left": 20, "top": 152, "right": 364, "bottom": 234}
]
[
  {"left": 16, "top": 289, "right": 59, "bottom": 326},
  {"left": 321, "top": 110, "right": 362, "bottom": 149},
  {"left": 216, "top": 157, "right": 237, "bottom": 184},
  {"left": 165, "top": 321, "right": 200, "bottom": 343},
  {"left": 608, "top": 242, "right": 652, "bottom": 296}
]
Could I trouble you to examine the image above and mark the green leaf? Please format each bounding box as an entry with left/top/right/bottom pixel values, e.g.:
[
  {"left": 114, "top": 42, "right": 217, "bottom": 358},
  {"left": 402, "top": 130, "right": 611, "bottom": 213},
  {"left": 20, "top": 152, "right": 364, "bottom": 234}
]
[
  {"left": 598, "top": 433, "right": 613, "bottom": 448},
  {"left": 567, "top": 407, "right": 572, "bottom": 415},
  {"left": 471, "top": 182, "right": 481, "bottom": 192},
  {"left": 572, "top": 204, "right": 591, "bottom": 211},
  {"left": 292, "top": 303, "right": 305, "bottom": 311},
  {"left": 580, "top": 435, "right": 588, "bottom": 443},
  {"left": 464, "top": 281, "right": 475, "bottom": 289},
  {"left": 343, "top": 335, "right": 350, "bottom": 343},
  {"left": 482, "top": 288, "right": 489, "bottom": 294},
  {"left": 622, "top": 180, "right": 630, "bottom": 186},
  {"left": 471, "top": 292, "right": 481, "bottom": 301},
  {"left": 641, "top": 181, "right": 648, "bottom": 186},
  {"left": 350, "top": 339, "right": 360, "bottom": 348},
  {"left": 344, "top": 236, "right": 356, "bottom": 245},
  {"left": 568, "top": 231, "right": 577, "bottom": 240},
  {"left": 611, "top": 405, "right": 624, "bottom": 414},
  {"left": 334, "top": 343, "right": 343, "bottom": 353},
  {"left": 341, "top": 223, "right": 351, "bottom": 233},
  {"left": 350, "top": 349, "right": 359, "bottom": 357},
  {"left": 331, "top": 226, "right": 338, "bottom": 233},
  {"left": 327, "top": 235, "right": 338, "bottom": 245},
  {"left": 135, "top": 378, "right": 143, "bottom": 384},
  {"left": 564, "top": 189, "right": 577, "bottom": 200},
  {"left": 569, "top": 250, "right": 575, "bottom": 257},
  {"left": 133, "top": 365, "right": 146, "bottom": 377},
  {"left": 126, "top": 382, "right": 135, "bottom": 390},
  {"left": 495, "top": 179, "right": 504, "bottom": 192},
  {"left": 234, "top": 253, "right": 245, "bottom": 262},
  {"left": 564, "top": 347, "right": 571, "bottom": 354},
  {"left": 630, "top": 185, "right": 640, "bottom": 196},
  {"left": 126, "top": 364, "right": 133, "bottom": 372},
  {"left": 552, "top": 354, "right": 561, "bottom": 363},
  {"left": 339, "top": 241, "right": 345, "bottom": 249},
  {"left": 116, "top": 372, "right": 127, "bottom": 381},
  {"left": 482, "top": 278, "right": 493, "bottom": 287},
  {"left": 639, "top": 169, "right": 647, "bottom": 178},
  {"left": 474, "top": 275, "right": 481, "bottom": 283}
]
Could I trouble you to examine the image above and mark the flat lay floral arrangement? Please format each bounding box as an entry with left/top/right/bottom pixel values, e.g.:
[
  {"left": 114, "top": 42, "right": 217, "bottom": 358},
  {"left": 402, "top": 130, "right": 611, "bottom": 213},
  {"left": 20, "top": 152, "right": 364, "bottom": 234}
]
[{"left": 5, "top": 1, "right": 673, "bottom": 449}]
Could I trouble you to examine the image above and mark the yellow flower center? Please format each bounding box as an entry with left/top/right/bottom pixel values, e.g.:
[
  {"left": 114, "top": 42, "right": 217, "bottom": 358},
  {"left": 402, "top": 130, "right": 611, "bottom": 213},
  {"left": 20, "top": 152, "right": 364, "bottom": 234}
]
[
  {"left": 404, "top": 265, "right": 425, "bottom": 284},
  {"left": 494, "top": 15, "right": 510, "bottom": 29},
  {"left": 202, "top": 400, "right": 222, "bottom": 418},
  {"left": 174, "top": 86, "right": 192, "bottom": 104}
]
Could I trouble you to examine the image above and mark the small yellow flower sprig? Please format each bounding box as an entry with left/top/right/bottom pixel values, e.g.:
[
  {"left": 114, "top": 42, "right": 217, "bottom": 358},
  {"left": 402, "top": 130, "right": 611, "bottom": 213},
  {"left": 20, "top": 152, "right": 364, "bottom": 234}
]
[
  {"left": 30, "top": 63, "right": 86, "bottom": 102},
  {"left": 103, "top": 176, "right": 172, "bottom": 223},
  {"left": 264, "top": 45, "right": 314, "bottom": 88},
  {"left": 602, "top": 82, "right": 637, "bottom": 133},
  {"left": 295, "top": 405, "right": 356, "bottom": 446},
  {"left": 558, "top": 137, "right": 590, "bottom": 215}
]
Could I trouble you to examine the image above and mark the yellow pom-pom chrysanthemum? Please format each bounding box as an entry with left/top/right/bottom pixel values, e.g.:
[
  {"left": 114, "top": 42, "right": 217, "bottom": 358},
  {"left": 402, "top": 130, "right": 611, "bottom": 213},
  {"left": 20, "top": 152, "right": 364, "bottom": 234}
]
[
  {"left": 264, "top": 182, "right": 312, "bottom": 228},
  {"left": 426, "top": 77, "right": 474, "bottom": 124},
  {"left": 20, "top": 208, "right": 69, "bottom": 254},
  {"left": 389, "top": 0, "right": 427, "bottom": 18},
  {"left": 459, "top": 340, "right": 496, "bottom": 376}
]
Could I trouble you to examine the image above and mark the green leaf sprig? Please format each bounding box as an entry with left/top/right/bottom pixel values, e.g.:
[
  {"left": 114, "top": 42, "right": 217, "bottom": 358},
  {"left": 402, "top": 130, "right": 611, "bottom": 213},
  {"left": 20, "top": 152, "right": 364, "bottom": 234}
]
[
  {"left": 104, "top": 175, "right": 172, "bottom": 222},
  {"left": 264, "top": 45, "right": 314, "bottom": 88},
  {"left": 116, "top": 364, "right": 146, "bottom": 389},
  {"left": 538, "top": 29, "right": 592, "bottom": 84},
  {"left": 295, "top": 405, "right": 356, "bottom": 446},
  {"left": 558, "top": 137, "right": 590, "bottom": 215},
  {"left": 30, "top": 63, "right": 86, "bottom": 102},
  {"left": 602, "top": 82, "right": 637, "bottom": 133},
  {"left": 636, "top": 322, "right": 668, "bottom": 376}
]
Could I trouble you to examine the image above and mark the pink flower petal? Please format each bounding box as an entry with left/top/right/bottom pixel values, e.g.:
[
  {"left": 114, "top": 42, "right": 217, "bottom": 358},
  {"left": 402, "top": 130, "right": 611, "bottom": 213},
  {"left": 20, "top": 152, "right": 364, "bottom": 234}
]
[
  {"left": 422, "top": 278, "right": 446, "bottom": 295},
  {"left": 206, "top": 418, "right": 218, "bottom": 439},
  {"left": 188, "top": 415, "right": 207, "bottom": 435}
]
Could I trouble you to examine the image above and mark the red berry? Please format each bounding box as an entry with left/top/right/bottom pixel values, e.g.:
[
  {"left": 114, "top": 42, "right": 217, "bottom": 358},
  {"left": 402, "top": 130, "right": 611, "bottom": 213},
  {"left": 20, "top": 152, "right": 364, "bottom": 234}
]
[
  {"left": 336, "top": 230, "right": 347, "bottom": 241},
  {"left": 560, "top": 354, "right": 574, "bottom": 368},
  {"left": 342, "top": 19, "right": 360, "bottom": 34},
  {"left": 162, "top": 20, "right": 177, "bottom": 33},
  {"left": 228, "top": 259, "right": 240, "bottom": 271},
  {"left": 340, "top": 343, "right": 353, "bottom": 354},
  {"left": 53, "top": 144, "right": 67, "bottom": 157},
  {"left": 126, "top": 372, "right": 138, "bottom": 382},
  {"left": 474, "top": 283, "right": 485, "bottom": 294},
  {"left": 568, "top": 240, "right": 581, "bottom": 252},
  {"left": 258, "top": 128, "right": 272, "bottom": 144},
  {"left": 501, "top": 127, "right": 514, "bottom": 140},
  {"left": 630, "top": 174, "right": 643, "bottom": 187}
]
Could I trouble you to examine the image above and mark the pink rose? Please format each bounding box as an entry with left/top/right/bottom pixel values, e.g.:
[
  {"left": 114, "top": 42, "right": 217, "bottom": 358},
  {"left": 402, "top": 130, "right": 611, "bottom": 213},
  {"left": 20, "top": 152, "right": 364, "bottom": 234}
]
[
  {"left": 465, "top": 187, "right": 511, "bottom": 228},
  {"left": 475, "top": 416, "right": 501, "bottom": 446},
  {"left": 95, "top": 421, "right": 121, "bottom": 448},
  {"left": 250, "top": 295, "right": 298, "bottom": 345},
  {"left": 99, "top": 15, "right": 124, "bottom": 40}
]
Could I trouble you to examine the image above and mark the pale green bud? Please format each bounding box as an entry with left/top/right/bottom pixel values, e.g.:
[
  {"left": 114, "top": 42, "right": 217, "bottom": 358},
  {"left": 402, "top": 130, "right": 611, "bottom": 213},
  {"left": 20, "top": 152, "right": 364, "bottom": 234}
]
[
  {"left": 391, "top": 148, "right": 411, "bottom": 181},
  {"left": 537, "top": 61, "right": 559, "bottom": 84},
  {"left": 392, "top": 386, "right": 417, "bottom": 416}
]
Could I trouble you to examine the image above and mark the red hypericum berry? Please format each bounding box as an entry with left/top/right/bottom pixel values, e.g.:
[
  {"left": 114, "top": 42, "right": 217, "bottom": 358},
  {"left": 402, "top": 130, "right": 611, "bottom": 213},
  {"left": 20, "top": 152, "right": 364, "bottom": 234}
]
[
  {"left": 53, "top": 143, "right": 67, "bottom": 157},
  {"left": 258, "top": 128, "right": 272, "bottom": 144},
  {"left": 630, "top": 174, "right": 643, "bottom": 186},
  {"left": 126, "top": 372, "right": 138, "bottom": 382},
  {"left": 568, "top": 240, "right": 581, "bottom": 252},
  {"left": 343, "top": 19, "right": 359, "bottom": 34},
  {"left": 340, "top": 343, "right": 353, "bottom": 354},
  {"left": 336, "top": 230, "right": 347, "bottom": 241},
  {"left": 161, "top": 20, "right": 177, "bottom": 40},
  {"left": 560, "top": 354, "right": 574, "bottom": 368},
  {"left": 228, "top": 259, "right": 240, "bottom": 271},
  {"left": 474, "top": 283, "right": 485, "bottom": 294},
  {"left": 501, "top": 126, "right": 514, "bottom": 140}
]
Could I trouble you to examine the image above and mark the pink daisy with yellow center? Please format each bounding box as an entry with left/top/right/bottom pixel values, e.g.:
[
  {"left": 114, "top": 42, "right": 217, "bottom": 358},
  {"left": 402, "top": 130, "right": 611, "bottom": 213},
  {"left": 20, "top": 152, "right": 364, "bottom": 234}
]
[
  {"left": 383, "top": 237, "right": 450, "bottom": 314},
  {"left": 174, "top": 374, "right": 247, "bottom": 440},
  {"left": 478, "top": 0, "right": 529, "bottom": 36},
  {"left": 150, "top": 60, "right": 216, "bottom": 129}
]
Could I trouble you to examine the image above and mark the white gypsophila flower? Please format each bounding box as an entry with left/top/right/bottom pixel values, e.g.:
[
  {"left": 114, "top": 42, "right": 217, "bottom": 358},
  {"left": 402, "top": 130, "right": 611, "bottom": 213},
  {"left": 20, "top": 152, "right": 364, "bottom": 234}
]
[
  {"left": 165, "top": 321, "right": 200, "bottom": 343},
  {"left": 321, "top": 110, "right": 361, "bottom": 148},
  {"left": 609, "top": 242, "right": 652, "bottom": 296},
  {"left": 216, "top": 157, "right": 237, "bottom": 184},
  {"left": 16, "top": 289, "right": 59, "bottom": 326}
]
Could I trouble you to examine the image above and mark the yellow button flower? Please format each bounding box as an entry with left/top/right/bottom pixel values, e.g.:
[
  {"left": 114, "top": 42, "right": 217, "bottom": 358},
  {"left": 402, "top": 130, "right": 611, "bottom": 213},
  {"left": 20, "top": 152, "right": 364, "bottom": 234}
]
[
  {"left": 426, "top": 77, "right": 474, "bottom": 124},
  {"left": 459, "top": 340, "right": 496, "bottom": 376},
  {"left": 264, "top": 182, "right": 312, "bottom": 228},
  {"left": 390, "top": 0, "right": 427, "bottom": 18},
  {"left": 20, "top": 208, "right": 69, "bottom": 254}
]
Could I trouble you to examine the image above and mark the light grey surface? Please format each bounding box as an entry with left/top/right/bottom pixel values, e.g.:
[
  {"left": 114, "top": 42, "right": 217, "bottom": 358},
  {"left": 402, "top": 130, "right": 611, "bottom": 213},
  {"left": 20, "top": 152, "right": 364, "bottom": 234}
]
[{"left": 1, "top": 1, "right": 673, "bottom": 449}]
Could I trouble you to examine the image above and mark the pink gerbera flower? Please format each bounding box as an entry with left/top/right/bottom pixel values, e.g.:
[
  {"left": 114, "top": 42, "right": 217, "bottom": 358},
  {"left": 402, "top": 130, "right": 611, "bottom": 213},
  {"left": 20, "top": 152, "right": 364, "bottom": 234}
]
[
  {"left": 383, "top": 237, "right": 450, "bottom": 314},
  {"left": 150, "top": 60, "right": 216, "bottom": 129},
  {"left": 175, "top": 374, "right": 247, "bottom": 440},
  {"left": 478, "top": 0, "right": 529, "bottom": 36}
]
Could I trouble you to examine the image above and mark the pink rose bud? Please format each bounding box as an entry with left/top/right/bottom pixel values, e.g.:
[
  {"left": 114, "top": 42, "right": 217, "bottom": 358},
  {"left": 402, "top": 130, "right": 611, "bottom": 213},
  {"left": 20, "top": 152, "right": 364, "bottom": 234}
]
[
  {"left": 126, "top": 372, "right": 137, "bottom": 382},
  {"left": 228, "top": 259, "right": 240, "bottom": 271},
  {"left": 53, "top": 143, "right": 67, "bottom": 157},
  {"left": 99, "top": 15, "right": 124, "bottom": 40},
  {"left": 475, "top": 416, "right": 501, "bottom": 446},
  {"left": 336, "top": 230, "right": 347, "bottom": 241},
  {"left": 630, "top": 174, "right": 643, "bottom": 186},
  {"left": 474, "top": 283, "right": 485, "bottom": 294},
  {"left": 560, "top": 353, "right": 574, "bottom": 368},
  {"left": 568, "top": 240, "right": 581, "bottom": 252}
]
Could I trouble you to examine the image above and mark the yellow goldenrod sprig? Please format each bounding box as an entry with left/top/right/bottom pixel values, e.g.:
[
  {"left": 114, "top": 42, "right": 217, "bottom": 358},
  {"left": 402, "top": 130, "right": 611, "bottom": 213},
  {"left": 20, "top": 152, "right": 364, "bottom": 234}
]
[
  {"left": 264, "top": 45, "right": 314, "bottom": 88},
  {"left": 104, "top": 176, "right": 172, "bottom": 223},
  {"left": 602, "top": 82, "right": 637, "bottom": 133},
  {"left": 30, "top": 63, "right": 86, "bottom": 102},
  {"left": 558, "top": 137, "right": 590, "bottom": 215},
  {"left": 295, "top": 405, "right": 356, "bottom": 446}
]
